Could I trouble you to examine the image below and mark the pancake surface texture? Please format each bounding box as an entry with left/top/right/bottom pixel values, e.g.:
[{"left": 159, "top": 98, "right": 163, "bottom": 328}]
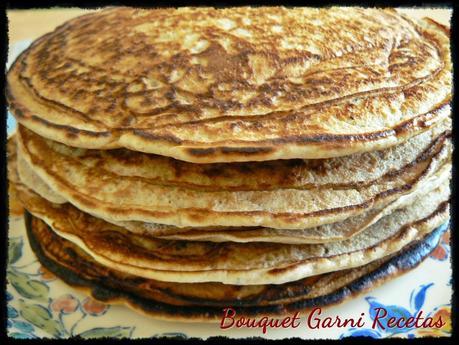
[
  {"left": 15, "top": 180, "right": 450, "bottom": 284},
  {"left": 15, "top": 133, "right": 452, "bottom": 243},
  {"left": 7, "top": 7, "right": 451, "bottom": 163},
  {"left": 16, "top": 123, "right": 452, "bottom": 229},
  {"left": 6, "top": 6, "right": 452, "bottom": 324},
  {"left": 25, "top": 210, "right": 449, "bottom": 321}
]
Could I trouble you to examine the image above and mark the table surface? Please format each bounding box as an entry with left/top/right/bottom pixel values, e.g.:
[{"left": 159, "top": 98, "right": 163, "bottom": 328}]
[{"left": 7, "top": 7, "right": 452, "bottom": 45}]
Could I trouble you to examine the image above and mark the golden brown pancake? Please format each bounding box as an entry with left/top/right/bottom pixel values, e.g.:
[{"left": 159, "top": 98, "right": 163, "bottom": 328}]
[
  {"left": 15, "top": 181, "right": 450, "bottom": 285},
  {"left": 25, "top": 211, "right": 450, "bottom": 321},
  {"left": 13, "top": 127, "right": 451, "bottom": 244},
  {"left": 16, "top": 123, "right": 452, "bottom": 230},
  {"left": 7, "top": 135, "right": 24, "bottom": 216},
  {"left": 6, "top": 6, "right": 453, "bottom": 325},
  {"left": 7, "top": 7, "right": 451, "bottom": 163},
  {"left": 17, "top": 148, "right": 450, "bottom": 244}
]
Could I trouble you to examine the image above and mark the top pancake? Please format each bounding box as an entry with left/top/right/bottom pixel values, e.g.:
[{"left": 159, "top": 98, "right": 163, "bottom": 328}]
[{"left": 7, "top": 7, "right": 451, "bottom": 163}]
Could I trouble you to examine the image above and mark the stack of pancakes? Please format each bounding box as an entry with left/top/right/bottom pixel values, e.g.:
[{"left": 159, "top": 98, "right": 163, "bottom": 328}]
[{"left": 7, "top": 7, "right": 451, "bottom": 321}]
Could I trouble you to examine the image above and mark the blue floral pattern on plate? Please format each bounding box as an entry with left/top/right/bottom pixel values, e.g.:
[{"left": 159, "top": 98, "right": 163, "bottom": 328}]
[{"left": 340, "top": 282, "right": 451, "bottom": 338}]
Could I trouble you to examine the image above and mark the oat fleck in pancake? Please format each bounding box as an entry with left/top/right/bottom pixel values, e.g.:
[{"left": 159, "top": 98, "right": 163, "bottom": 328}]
[{"left": 7, "top": 7, "right": 451, "bottom": 163}]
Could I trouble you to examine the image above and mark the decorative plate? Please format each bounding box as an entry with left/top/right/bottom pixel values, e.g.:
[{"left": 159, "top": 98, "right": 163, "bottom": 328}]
[{"left": 6, "top": 39, "right": 452, "bottom": 340}]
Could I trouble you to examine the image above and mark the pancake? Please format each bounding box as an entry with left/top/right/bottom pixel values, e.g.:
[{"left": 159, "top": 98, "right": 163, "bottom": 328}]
[
  {"left": 7, "top": 135, "right": 25, "bottom": 216},
  {"left": 14, "top": 114, "right": 453, "bottom": 193},
  {"left": 16, "top": 152, "right": 66, "bottom": 204},
  {"left": 13, "top": 131, "right": 451, "bottom": 244},
  {"left": 153, "top": 166, "right": 450, "bottom": 243},
  {"left": 26, "top": 211, "right": 449, "bottom": 321},
  {"left": 14, "top": 131, "right": 451, "bottom": 244},
  {"left": 18, "top": 153, "right": 450, "bottom": 244},
  {"left": 15, "top": 181, "right": 450, "bottom": 285},
  {"left": 8, "top": 134, "right": 18, "bottom": 182},
  {"left": 7, "top": 8, "right": 451, "bottom": 163},
  {"left": 16, "top": 123, "right": 452, "bottom": 230}
]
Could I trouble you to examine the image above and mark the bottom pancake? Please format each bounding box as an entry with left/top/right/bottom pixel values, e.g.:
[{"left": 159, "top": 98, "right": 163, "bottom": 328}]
[{"left": 25, "top": 211, "right": 448, "bottom": 322}]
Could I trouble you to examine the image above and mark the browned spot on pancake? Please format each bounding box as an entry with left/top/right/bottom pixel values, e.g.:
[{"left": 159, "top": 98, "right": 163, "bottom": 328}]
[
  {"left": 186, "top": 147, "right": 216, "bottom": 156},
  {"left": 187, "top": 146, "right": 274, "bottom": 157},
  {"left": 221, "top": 146, "right": 273, "bottom": 155},
  {"left": 132, "top": 130, "right": 183, "bottom": 144}
]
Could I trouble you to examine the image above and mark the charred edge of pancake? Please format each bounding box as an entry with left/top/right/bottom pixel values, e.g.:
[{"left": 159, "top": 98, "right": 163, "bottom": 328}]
[
  {"left": 25, "top": 211, "right": 448, "bottom": 319},
  {"left": 279, "top": 221, "right": 449, "bottom": 313}
]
